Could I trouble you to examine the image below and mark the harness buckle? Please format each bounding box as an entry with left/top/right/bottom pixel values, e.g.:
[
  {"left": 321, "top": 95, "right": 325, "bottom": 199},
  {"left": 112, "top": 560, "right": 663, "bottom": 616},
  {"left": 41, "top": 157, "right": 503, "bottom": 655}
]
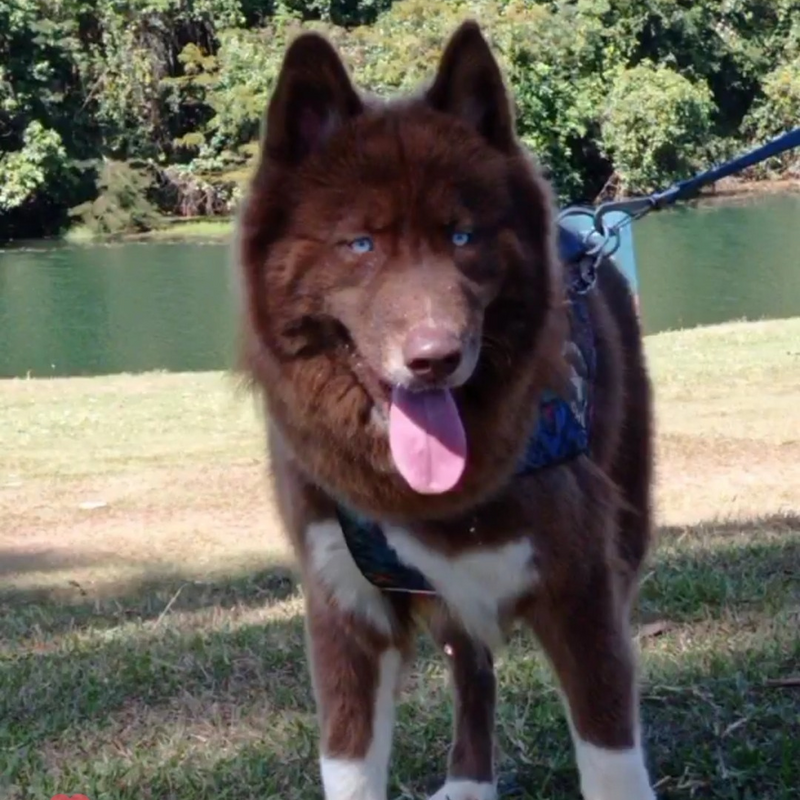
[{"left": 558, "top": 206, "right": 621, "bottom": 295}]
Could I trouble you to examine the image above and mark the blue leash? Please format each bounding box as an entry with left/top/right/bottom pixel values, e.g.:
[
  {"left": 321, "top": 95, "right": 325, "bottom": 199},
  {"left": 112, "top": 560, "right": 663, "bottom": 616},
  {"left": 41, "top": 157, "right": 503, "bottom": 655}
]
[{"left": 558, "top": 126, "right": 800, "bottom": 289}]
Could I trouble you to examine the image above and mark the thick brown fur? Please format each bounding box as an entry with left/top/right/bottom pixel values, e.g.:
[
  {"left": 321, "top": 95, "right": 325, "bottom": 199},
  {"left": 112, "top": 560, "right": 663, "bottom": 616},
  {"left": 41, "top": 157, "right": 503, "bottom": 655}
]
[{"left": 235, "top": 19, "right": 655, "bottom": 800}]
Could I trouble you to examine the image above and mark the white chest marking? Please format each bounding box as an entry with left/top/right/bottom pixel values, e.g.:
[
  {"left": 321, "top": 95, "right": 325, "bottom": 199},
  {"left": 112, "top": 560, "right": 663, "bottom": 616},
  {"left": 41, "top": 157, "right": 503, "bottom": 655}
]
[
  {"left": 319, "top": 648, "right": 401, "bottom": 800},
  {"left": 307, "top": 520, "right": 394, "bottom": 636},
  {"left": 383, "top": 527, "right": 537, "bottom": 648}
]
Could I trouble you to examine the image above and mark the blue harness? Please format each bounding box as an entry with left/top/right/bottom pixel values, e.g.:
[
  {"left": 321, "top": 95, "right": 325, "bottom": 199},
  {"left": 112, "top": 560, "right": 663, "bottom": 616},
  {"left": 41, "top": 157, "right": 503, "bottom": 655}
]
[{"left": 336, "top": 224, "right": 597, "bottom": 595}]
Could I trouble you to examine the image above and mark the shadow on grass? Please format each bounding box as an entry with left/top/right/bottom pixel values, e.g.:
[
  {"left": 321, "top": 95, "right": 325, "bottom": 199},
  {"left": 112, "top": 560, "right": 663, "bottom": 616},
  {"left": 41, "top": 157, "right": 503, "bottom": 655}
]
[
  {"left": 640, "top": 512, "right": 800, "bottom": 623},
  {"left": 1, "top": 516, "right": 798, "bottom": 799},
  {"left": 657, "top": 511, "right": 800, "bottom": 540},
  {"left": 0, "top": 547, "right": 120, "bottom": 578},
  {"left": 0, "top": 560, "right": 299, "bottom": 640}
]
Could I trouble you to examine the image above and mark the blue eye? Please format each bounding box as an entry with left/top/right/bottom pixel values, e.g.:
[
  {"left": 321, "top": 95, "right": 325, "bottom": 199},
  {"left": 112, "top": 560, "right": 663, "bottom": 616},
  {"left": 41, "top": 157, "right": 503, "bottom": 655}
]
[
  {"left": 349, "top": 236, "right": 374, "bottom": 254},
  {"left": 452, "top": 230, "right": 472, "bottom": 247}
]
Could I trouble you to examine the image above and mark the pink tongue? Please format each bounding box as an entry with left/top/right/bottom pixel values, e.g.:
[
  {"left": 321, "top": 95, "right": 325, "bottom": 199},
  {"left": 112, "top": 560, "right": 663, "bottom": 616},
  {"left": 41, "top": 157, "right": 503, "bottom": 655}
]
[{"left": 388, "top": 386, "right": 467, "bottom": 494}]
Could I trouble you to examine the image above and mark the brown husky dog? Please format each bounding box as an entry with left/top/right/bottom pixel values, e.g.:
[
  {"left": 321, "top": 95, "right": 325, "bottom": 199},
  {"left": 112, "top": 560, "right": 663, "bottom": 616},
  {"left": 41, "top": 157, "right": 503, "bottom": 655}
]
[{"left": 235, "top": 19, "right": 656, "bottom": 800}]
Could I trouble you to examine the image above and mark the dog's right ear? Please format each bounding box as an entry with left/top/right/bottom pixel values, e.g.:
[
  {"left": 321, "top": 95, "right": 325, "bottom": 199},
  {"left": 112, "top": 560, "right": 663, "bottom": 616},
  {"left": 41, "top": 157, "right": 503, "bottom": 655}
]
[
  {"left": 426, "top": 20, "right": 515, "bottom": 153},
  {"left": 263, "top": 32, "right": 363, "bottom": 166}
]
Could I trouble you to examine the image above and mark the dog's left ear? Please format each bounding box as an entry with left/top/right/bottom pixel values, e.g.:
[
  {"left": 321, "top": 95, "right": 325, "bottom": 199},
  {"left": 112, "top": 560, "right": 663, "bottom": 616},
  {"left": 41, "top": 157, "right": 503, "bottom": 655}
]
[{"left": 425, "top": 20, "right": 516, "bottom": 153}]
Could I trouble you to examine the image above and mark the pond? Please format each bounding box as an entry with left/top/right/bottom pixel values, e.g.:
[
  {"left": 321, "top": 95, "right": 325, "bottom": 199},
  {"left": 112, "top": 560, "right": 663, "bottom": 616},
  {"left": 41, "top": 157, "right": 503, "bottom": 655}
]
[{"left": 1, "top": 192, "right": 799, "bottom": 378}]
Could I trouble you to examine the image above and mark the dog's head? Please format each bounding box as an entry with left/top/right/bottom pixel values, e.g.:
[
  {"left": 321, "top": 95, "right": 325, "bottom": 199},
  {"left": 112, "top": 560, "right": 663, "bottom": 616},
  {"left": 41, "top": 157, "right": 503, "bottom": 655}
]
[{"left": 238, "top": 21, "right": 567, "bottom": 518}]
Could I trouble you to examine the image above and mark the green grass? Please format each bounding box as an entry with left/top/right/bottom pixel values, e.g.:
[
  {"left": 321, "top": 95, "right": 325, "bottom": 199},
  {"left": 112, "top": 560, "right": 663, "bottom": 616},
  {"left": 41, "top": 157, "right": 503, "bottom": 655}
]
[
  {"left": 1, "top": 319, "right": 799, "bottom": 799},
  {"left": 63, "top": 217, "right": 234, "bottom": 246},
  {"left": 136, "top": 218, "right": 234, "bottom": 242}
]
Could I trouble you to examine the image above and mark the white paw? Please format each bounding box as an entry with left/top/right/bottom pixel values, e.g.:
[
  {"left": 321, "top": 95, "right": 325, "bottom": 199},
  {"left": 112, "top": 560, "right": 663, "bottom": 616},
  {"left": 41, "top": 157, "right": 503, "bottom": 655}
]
[
  {"left": 428, "top": 779, "right": 497, "bottom": 800},
  {"left": 574, "top": 740, "right": 656, "bottom": 800}
]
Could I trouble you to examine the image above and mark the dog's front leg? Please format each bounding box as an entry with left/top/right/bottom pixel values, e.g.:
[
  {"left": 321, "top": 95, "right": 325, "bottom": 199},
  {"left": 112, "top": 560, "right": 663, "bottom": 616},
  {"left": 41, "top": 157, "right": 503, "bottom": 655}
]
[
  {"left": 305, "top": 584, "right": 405, "bottom": 800},
  {"left": 526, "top": 574, "right": 656, "bottom": 800},
  {"left": 427, "top": 615, "right": 497, "bottom": 800}
]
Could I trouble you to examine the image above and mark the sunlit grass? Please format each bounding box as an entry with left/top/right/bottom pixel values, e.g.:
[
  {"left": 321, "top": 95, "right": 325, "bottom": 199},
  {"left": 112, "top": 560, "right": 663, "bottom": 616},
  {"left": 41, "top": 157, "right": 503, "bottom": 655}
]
[
  {"left": 139, "top": 218, "right": 234, "bottom": 242},
  {"left": 62, "top": 217, "right": 234, "bottom": 246}
]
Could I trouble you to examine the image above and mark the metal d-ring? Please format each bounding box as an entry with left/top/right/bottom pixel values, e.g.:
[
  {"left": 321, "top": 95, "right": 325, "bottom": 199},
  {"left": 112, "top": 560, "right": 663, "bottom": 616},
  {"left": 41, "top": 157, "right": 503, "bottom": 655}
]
[{"left": 582, "top": 219, "right": 623, "bottom": 267}]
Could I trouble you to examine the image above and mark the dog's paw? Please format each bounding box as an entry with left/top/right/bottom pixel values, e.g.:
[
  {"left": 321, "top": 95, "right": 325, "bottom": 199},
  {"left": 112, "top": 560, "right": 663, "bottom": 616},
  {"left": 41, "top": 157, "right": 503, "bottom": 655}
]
[{"left": 428, "top": 779, "right": 497, "bottom": 800}]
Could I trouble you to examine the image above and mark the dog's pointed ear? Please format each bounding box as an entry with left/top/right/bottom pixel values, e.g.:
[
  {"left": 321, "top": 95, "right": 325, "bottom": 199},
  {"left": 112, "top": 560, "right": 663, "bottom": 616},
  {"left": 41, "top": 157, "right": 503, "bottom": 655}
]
[
  {"left": 264, "top": 32, "right": 363, "bottom": 165},
  {"left": 425, "top": 21, "right": 515, "bottom": 153}
]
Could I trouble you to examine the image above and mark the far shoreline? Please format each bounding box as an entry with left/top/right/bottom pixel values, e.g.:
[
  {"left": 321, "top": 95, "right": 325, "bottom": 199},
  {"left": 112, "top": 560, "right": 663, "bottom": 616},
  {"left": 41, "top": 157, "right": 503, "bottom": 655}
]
[
  {"left": 2, "top": 176, "right": 797, "bottom": 250},
  {"left": 99, "top": 176, "right": 800, "bottom": 245},
  {"left": 693, "top": 175, "right": 800, "bottom": 206}
]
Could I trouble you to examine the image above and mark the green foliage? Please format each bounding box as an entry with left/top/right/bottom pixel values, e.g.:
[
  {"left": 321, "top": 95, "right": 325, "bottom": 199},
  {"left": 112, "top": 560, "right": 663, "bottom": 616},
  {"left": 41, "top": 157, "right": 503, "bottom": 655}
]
[
  {"left": 69, "top": 160, "right": 163, "bottom": 236},
  {"left": 0, "top": 122, "right": 68, "bottom": 212},
  {"left": 759, "top": 58, "right": 800, "bottom": 135},
  {"left": 602, "top": 62, "right": 715, "bottom": 193},
  {"left": 282, "top": 0, "right": 395, "bottom": 26},
  {"left": 744, "top": 57, "right": 800, "bottom": 176},
  {"left": 202, "top": 23, "right": 293, "bottom": 157},
  {"left": 2, "top": 0, "right": 800, "bottom": 242},
  {"left": 496, "top": 2, "right": 611, "bottom": 198}
]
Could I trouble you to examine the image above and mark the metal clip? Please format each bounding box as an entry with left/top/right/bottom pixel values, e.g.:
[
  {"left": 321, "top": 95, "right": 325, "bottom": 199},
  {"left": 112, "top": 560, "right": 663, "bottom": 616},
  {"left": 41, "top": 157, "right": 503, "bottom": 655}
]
[
  {"left": 557, "top": 206, "right": 622, "bottom": 294},
  {"left": 593, "top": 196, "right": 657, "bottom": 233},
  {"left": 558, "top": 205, "right": 622, "bottom": 261}
]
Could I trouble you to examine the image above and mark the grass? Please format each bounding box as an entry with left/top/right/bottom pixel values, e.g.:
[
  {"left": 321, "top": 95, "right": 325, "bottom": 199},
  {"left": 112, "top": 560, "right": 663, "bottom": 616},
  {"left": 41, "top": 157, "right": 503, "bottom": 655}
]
[
  {"left": 133, "top": 218, "right": 234, "bottom": 242},
  {"left": 1, "top": 318, "right": 799, "bottom": 799},
  {"left": 63, "top": 218, "right": 234, "bottom": 246}
]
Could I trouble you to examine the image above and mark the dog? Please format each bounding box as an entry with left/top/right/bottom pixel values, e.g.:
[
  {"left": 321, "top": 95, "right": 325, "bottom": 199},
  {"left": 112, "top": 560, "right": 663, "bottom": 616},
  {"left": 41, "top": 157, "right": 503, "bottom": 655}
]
[{"left": 234, "top": 19, "right": 656, "bottom": 800}]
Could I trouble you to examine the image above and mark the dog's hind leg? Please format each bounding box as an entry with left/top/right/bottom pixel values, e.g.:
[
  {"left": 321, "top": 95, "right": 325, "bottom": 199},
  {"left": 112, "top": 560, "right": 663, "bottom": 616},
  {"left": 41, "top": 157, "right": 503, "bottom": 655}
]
[
  {"left": 427, "top": 614, "right": 497, "bottom": 800},
  {"left": 526, "top": 575, "right": 656, "bottom": 800}
]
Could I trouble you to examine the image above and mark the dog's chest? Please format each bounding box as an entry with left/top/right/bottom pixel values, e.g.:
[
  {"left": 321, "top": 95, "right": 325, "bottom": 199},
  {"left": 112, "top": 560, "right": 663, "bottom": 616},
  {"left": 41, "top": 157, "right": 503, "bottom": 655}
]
[
  {"left": 312, "top": 275, "right": 594, "bottom": 646},
  {"left": 309, "top": 517, "right": 537, "bottom": 648},
  {"left": 385, "top": 526, "right": 537, "bottom": 644}
]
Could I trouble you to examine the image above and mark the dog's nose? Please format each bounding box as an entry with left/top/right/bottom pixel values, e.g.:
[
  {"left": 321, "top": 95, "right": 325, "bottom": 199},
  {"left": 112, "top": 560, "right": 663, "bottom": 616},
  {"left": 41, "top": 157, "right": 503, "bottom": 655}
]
[{"left": 402, "top": 325, "right": 463, "bottom": 383}]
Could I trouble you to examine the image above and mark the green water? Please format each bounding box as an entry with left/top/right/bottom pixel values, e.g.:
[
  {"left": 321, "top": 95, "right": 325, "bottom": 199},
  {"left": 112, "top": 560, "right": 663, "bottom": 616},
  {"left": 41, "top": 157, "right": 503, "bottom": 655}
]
[{"left": 1, "top": 193, "right": 799, "bottom": 378}]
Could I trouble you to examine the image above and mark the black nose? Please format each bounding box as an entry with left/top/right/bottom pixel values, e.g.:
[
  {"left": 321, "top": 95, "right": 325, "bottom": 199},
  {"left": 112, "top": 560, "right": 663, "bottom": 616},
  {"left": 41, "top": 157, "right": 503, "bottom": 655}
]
[{"left": 402, "top": 325, "right": 463, "bottom": 383}]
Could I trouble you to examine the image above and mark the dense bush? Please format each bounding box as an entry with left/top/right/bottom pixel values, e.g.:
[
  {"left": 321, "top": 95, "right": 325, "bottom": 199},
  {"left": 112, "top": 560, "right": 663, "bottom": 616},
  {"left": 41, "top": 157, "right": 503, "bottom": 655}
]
[
  {"left": 2, "top": 0, "right": 799, "bottom": 242},
  {"left": 744, "top": 56, "right": 800, "bottom": 176},
  {"left": 601, "top": 62, "right": 715, "bottom": 193},
  {"left": 0, "top": 122, "right": 69, "bottom": 213},
  {"left": 69, "top": 161, "right": 163, "bottom": 237}
]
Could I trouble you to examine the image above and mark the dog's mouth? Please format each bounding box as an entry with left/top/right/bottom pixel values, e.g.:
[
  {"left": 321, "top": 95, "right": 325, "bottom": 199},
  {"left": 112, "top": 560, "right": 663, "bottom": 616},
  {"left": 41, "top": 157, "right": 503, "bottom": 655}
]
[
  {"left": 353, "top": 358, "right": 469, "bottom": 496},
  {"left": 386, "top": 384, "right": 468, "bottom": 495},
  {"left": 332, "top": 318, "right": 471, "bottom": 494}
]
